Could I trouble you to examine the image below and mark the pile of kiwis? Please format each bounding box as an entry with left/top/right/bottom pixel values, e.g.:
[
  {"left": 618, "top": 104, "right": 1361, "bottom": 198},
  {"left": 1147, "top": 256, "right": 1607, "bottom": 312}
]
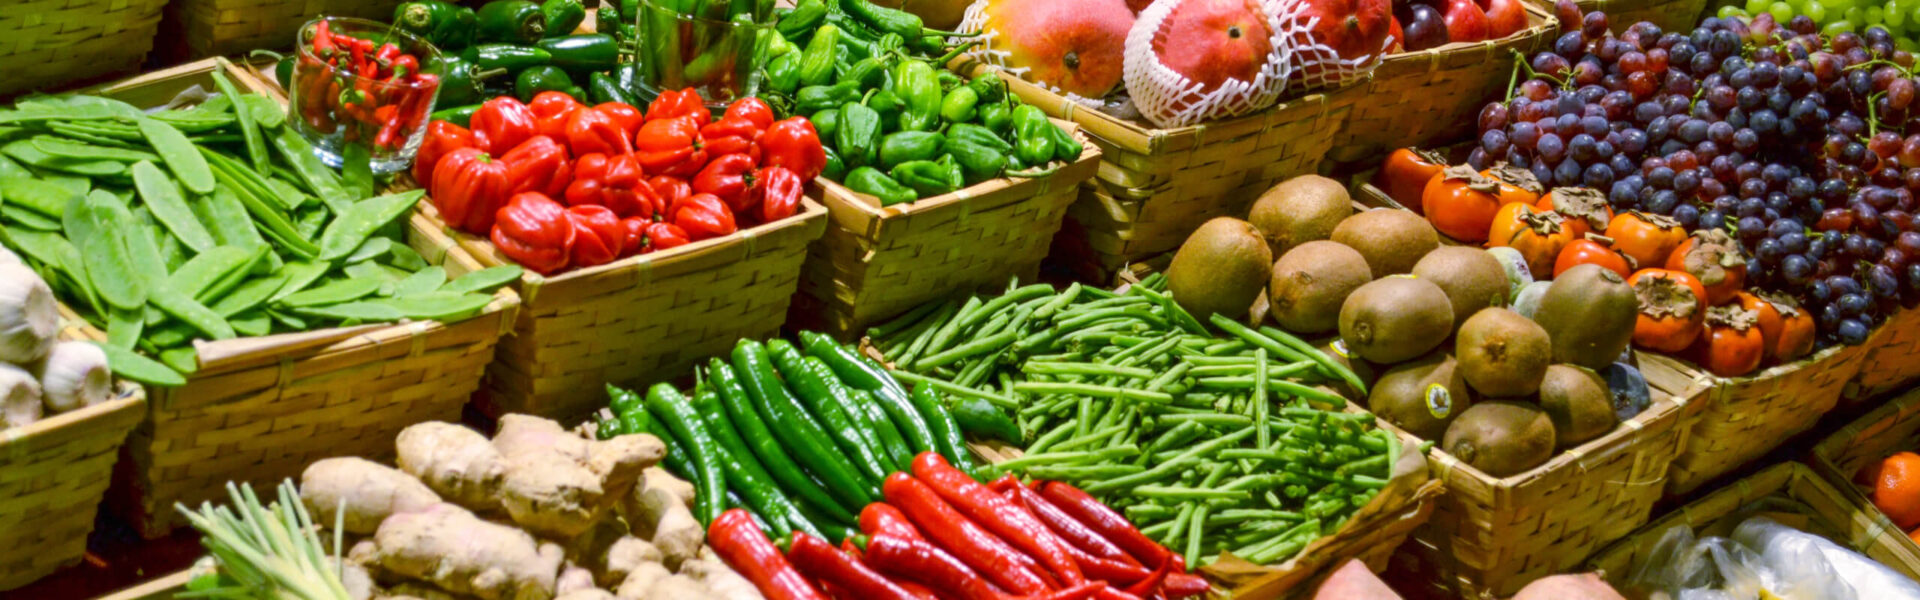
[{"left": 1163, "top": 175, "right": 1657, "bottom": 478}]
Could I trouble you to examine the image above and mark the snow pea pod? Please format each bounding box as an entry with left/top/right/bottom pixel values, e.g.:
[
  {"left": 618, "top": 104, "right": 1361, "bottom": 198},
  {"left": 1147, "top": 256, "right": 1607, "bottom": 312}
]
[
  {"left": 72, "top": 191, "right": 149, "bottom": 310},
  {"left": 106, "top": 307, "right": 143, "bottom": 350},
  {"left": 268, "top": 260, "right": 334, "bottom": 303},
  {"left": 196, "top": 185, "right": 267, "bottom": 250},
  {"left": 316, "top": 190, "right": 427, "bottom": 261},
  {"left": 3, "top": 140, "right": 125, "bottom": 176},
  {"left": 131, "top": 161, "right": 216, "bottom": 253},
  {"left": 276, "top": 278, "right": 383, "bottom": 308},
  {"left": 149, "top": 283, "right": 237, "bottom": 340},
  {"left": 0, "top": 175, "right": 78, "bottom": 218},
  {"left": 92, "top": 342, "right": 185, "bottom": 386},
  {"left": 229, "top": 311, "right": 270, "bottom": 336},
  {"left": 200, "top": 149, "right": 318, "bottom": 258},
  {"left": 0, "top": 104, "right": 123, "bottom": 124},
  {"left": 210, "top": 271, "right": 291, "bottom": 317},
  {"left": 370, "top": 292, "right": 493, "bottom": 320},
  {"left": 31, "top": 136, "right": 159, "bottom": 162},
  {"left": 440, "top": 265, "right": 523, "bottom": 294},
  {"left": 268, "top": 126, "right": 352, "bottom": 214},
  {"left": 165, "top": 245, "right": 258, "bottom": 304},
  {"left": 392, "top": 266, "right": 446, "bottom": 297},
  {"left": 293, "top": 300, "right": 406, "bottom": 323},
  {"left": 211, "top": 72, "right": 268, "bottom": 171}
]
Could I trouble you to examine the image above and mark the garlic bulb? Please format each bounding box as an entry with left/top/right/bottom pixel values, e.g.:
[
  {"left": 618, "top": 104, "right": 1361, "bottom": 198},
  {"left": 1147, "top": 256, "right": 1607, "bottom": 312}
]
[
  {"left": 0, "top": 363, "right": 42, "bottom": 429},
  {"left": 0, "top": 263, "right": 56, "bottom": 364},
  {"left": 0, "top": 244, "right": 19, "bottom": 266},
  {"left": 35, "top": 341, "right": 111, "bottom": 414}
]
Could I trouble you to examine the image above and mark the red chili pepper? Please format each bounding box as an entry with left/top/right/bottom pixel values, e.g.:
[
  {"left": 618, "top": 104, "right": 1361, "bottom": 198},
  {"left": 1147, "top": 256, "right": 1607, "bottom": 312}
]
[
  {"left": 787, "top": 532, "right": 923, "bottom": 600},
  {"left": 868, "top": 534, "right": 1111, "bottom": 600},
  {"left": 693, "top": 153, "right": 759, "bottom": 214},
  {"left": 373, "top": 104, "right": 404, "bottom": 150},
  {"left": 566, "top": 152, "right": 659, "bottom": 219},
  {"left": 882, "top": 473, "right": 1051, "bottom": 594},
  {"left": 762, "top": 116, "right": 826, "bottom": 181},
  {"left": 644, "top": 221, "right": 689, "bottom": 252},
  {"left": 915, "top": 454, "right": 1085, "bottom": 585},
  {"left": 725, "top": 97, "right": 776, "bottom": 130},
  {"left": 645, "top": 87, "right": 711, "bottom": 128},
  {"left": 649, "top": 175, "right": 691, "bottom": 210},
  {"left": 429, "top": 148, "right": 512, "bottom": 234},
  {"left": 374, "top": 42, "right": 400, "bottom": 65},
  {"left": 710, "top": 509, "right": 830, "bottom": 600},
  {"left": 751, "top": 166, "right": 805, "bottom": 223},
  {"left": 528, "top": 91, "right": 584, "bottom": 141},
  {"left": 397, "top": 75, "right": 437, "bottom": 133},
  {"left": 595, "top": 102, "right": 644, "bottom": 136},
  {"left": 1037, "top": 482, "right": 1173, "bottom": 570},
  {"left": 635, "top": 116, "right": 707, "bottom": 178},
  {"left": 469, "top": 96, "right": 538, "bottom": 157},
  {"left": 565, "top": 204, "right": 626, "bottom": 268},
  {"left": 501, "top": 135, "right": 574, "bottom": 198},
  {"left": 413, "top": 122, "right": 474, "bottom": 184},
  {"left": 1119, "top": 558, "right": 1171, "bottom": 598},
  {"left": 389, "top": 55, "right": 419, "bottom": 81},
  {"left": 491, "top": 192, "right": 575, "bottom": 275},
  {"left": 672, "top": 193, "right": 737, "bottom": 240},
  {"left": 860, "top": 504, "right": 927, "bottom": 542},
  {"left": 1004, "top": 479, "right": 1138, "bottom": 567},
  {"left": 566, "top": 106, "right": 633, "bottom": 156},
  {"left": 311, "top": 20, "right": 336, "bottom": 55},
  {"left": 1161, "top": 574, "right": 1209, "bottom": 599}
]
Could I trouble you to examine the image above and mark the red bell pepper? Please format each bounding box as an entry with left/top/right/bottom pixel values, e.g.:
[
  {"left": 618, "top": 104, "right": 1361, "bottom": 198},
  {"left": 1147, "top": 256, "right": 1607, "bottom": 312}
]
[
  {"left": 915, "top": 453, "right": 1085, "bottom": 585},
  {"left": 528, "top": 91, "right": 584, "bottom": 141},
  {"left": 752, "top": 166, "right": 805, "bottom": 223},
  {"left": 787, "top": 532, "right": 923, "bottom": 600},
  {"left": 1004, "top": 479, "right": 1138, "bottom": 567},
  {"left": 672, "top": 193, "right": 737, "bottom": 240},
  {"left": 762, "top": 116, "right": 826, "bottom": 181},
  {"left": 565, "top": 204, "right": 625, "bottom": 268},
  {"left": 470, "top": 96, "right": 537, "bottom": 157},
  {"left": 882, "top": 472, "right": 1051, "bottom": 594},
  {"left": 1037, "top": 482, "right": 1174, "bottom": 571},
  {"left": 693, "top": 153, "right": 759, "bottom": 214},
  {"left": 491, "top": 192, "right": 574, "bottom": 274},
  {"left": 566, "top": 152, "right": 660, "bottom": 220},
  {"left": 622, "top": 217, "right": 686, "bottom": 256},
  {"left": 644, "top": 221, "right": 690, "bottom": 252},
  {"left": 710, "top": 509, "right": 829, "bottom": 600},
  {"left": 566, "top": 106, "right": 633, "bottom": 156},
  {"left": 596, "top": 102, "right": 644, "bottom": 137},
  {"left": 430, "top": 148, "right": 512, "bottom": 234},
  {"left": 414, "top": 120, "right": 475, "bottom": 185},
  {"left": 501, "top": 135, "right": 573, "bottom": 198},
  {"left": 646, "top": 87, "right": 711, "bottom": 128},
  {"left": 702, "top": 116, "right": 764, "bottom": 162},
  {"left": 725, "top": 97, "right": 776, "bottom": 130},
  {"left": 650, "top": 175, "right": 692, "bottom": 208},
  {"left": 635, "top": 116, "right": 707, "bottom": 178}
]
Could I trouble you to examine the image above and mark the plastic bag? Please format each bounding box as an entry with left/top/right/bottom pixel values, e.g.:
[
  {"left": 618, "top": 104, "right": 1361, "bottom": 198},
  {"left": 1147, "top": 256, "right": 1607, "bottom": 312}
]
[{"left": 1735, "top": 517, "right": 1920, "bottom": 600}]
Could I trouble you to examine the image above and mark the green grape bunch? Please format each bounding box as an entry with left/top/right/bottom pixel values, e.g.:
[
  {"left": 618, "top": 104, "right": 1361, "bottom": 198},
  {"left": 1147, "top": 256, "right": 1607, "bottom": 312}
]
[{"left": 1717, "top": 0, "right": 1920, "bottom": 50}]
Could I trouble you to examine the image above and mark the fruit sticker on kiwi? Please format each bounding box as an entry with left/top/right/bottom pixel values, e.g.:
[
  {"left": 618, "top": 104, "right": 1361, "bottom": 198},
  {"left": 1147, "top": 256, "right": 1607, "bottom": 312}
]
[
  {"left": 1425, "top": 383, "right": 1454, "bottom": 420},
  {"left": 1330, "top": 339, "right": 1354, "bottom": 359}
]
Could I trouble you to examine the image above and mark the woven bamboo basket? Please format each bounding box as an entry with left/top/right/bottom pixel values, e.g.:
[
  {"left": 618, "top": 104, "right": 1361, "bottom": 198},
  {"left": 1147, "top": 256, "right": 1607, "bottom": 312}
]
[
  {"left": 410, "top": 198, "right": 828, "bottom": 423},
  {"left": 1559, "top": 0, "right": 1711, "bottom": 33},
  {"left": 158, "top": 0, "right": 405, "bottom": 62},
  {"left": 72, "top": 59, "right": 521, "bottom": 539},
  {"left": 973, "top": 66, "right": 1359, "bottom": 283},
  {"left": 1587, "top": 461, "right": 1920, "bottom": 589},
  {"left": 1387, "top": 356, "right": 1701, "bottom": 598},
  {"left": 1851, "top": 307, "right": 1920, "bottom": 403},
  {"left": 1327, "top": 3, "right": 1556, "bottom": 166},
  {"left": 0, "top": 0, "right": 167, "bottom": 97},
  {"left": 790, "top": 120, "right": 1101, "bottom": 337},
  {"left": 0, "top": 323, "right": 146, "bottom": 590},
  {"left": 1810, "top": 386, "right": 1920, "bottom": 532},
  {"left": 1644, "top": 340, "right": 1867, "bottom": 498}
]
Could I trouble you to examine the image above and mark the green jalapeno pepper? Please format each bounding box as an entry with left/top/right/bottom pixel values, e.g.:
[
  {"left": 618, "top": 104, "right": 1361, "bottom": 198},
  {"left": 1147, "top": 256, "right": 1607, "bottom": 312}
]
[
  {"left": 1011, "top": 104, "right": 1055, "bottom": 166},
  {"left": 536, "top": 34, "right": 619, "bottom": 72},
  {"left": 588, "top": 71, "right": 637, "bottom": 106},
  {"left": 795, "top": 81, "right": 860, "bottom": 115},
  {"left": 394, "top": 0, "right": 477, "bottom": 50},
  {"left": 514, "top": 66, "right": 579, "bottom": 102},
  {"left": 889, "top": 157, "right": 961, "bottom": 198},
  {"left": 940, "top": 87, "right": 978, "bottom": 124},
  {"left": 766, "top": 53, "right": 803, "bottom": 94},
  {"left": 540, "top": 0, "right": 586, "bottom": 36},
  {"left": 463, "top": 44, "right": 552, "bottom": 72},
  {"left": 435, "top": 55, "right": 501, "bottom": 106},
  {"left": 476, "top": 0, "right": 547, "bottom": 45},
  {"left": 845, "top": 166, "right": 917, "bottom": 205},
  {"left": 835, "top": 102, "right": 883, "bottom": 169},
  {"left": 798, "top": 24, "right": 840, "bottom": 88},
  {"left": 431, "top": 104, "right": 482, "bottom": 128},
  {"left": 877, "top": 131, "right": 944, "bottom": 170},
  {"left": 944, "top": 139, "right": 1008, "bottom": 184}
]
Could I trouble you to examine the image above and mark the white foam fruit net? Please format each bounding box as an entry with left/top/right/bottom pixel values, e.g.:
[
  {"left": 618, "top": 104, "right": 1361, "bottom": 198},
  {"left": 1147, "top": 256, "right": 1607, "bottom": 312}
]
[
  {"left": 1123, "top": 0, "right": 1295, "bottom": 129},
  {"left": 954, "top": 0, "right": 1111, "bottom": 110},
  {"left": 1273, "top": 0, "right": 1392, "bottom": 92}
]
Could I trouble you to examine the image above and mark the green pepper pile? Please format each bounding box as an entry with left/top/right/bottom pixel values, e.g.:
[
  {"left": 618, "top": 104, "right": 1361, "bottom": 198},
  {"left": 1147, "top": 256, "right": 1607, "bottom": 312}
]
[
  {"left": 865, "top": 275, "right": 1405, "bottom": 567},
  {"left": 764, "top": 0, "right": 1082, "bottom": 205},
  {"left": 0, "top": 81, "right": 520, "bottom": 387}
]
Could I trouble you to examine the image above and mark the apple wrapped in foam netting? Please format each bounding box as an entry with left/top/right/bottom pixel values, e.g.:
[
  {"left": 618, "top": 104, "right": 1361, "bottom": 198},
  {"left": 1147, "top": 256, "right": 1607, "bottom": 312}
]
[
  {"left": 1123, "top": 0, "right": 1294, "bottom": 128},
  {"left": 1277, "top": 0, "right": 1394, "bottom": 93}
]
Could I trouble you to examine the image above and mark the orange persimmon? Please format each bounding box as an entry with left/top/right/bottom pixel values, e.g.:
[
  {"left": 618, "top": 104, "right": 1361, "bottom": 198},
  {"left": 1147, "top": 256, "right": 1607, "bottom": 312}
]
[
  {"left": 1628, "top": 268, "right": 1709, "bottom": 353},
  {"left": 1667, "top": 229, "right": 1747, "bottom": 306},
  {"left": 1480, "top": 163, "right": 1546, "bottom": 206},
  {"left": 1606, "top": 211, "right": 1688, "bottom": 271},
  {"left": 1376, "top": 147, "right": 1449, "bottom": 214},
  {"left": 1536, "top": 187, "right": 1614, "bottom": 239},
  {"left": 1423, "top": 165, "right": 1504, "bottom": 243},
  {"left": 1554, "top": 237, "right": 1635, "bottom": 279},
  {"left": 1686, "top": 304, "right": 1766, "bottom": 377},
  {"left": 1488, "top": 202, "right": 1575, "bottom": 279},
  {"left": 1873, "top": 452, "right": 1920, "bottom": 530}
]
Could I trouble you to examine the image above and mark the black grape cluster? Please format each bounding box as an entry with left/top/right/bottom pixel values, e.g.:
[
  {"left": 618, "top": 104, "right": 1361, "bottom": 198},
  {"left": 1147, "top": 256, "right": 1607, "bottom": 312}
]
[{"left": 1475, "top": 7, "right": 1920, "bottom": 347}]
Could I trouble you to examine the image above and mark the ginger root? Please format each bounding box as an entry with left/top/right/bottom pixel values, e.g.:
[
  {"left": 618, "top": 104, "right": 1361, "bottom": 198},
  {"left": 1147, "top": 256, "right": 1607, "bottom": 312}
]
[
  {"left": 301, "top": 457, "right": 441, "bottom": 535},
  {"left": 681, "top": 554, "right": 763, "bottom": 600},
  {"left": 368, "top": 503, "right": 565, "bottom": 600},
  {"left": 397, "top": 422, "right": 505, "bottom": 510},
  {"left": 625, "top": 482, "right": 702, "bottom": 569},
  {"left": 395, "top": 417, "right": 663, "bottom": 541}
]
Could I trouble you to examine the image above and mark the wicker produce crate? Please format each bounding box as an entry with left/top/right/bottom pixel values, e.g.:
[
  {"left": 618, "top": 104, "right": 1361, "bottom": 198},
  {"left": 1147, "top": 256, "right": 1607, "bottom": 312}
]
[
  {"left": 976, "top": 67, "right": 1359, "bottom": 283},
  {"left": 1851, "top": 307, "right": 1920, "bottom": 403},
  {"left": 411, "top": 199, "right": 828, "bottom": 423},
  {"left": 1388, "top": 356, "right": 1701, "bottom": 598},
  {"left": 1561, "top": 0, "right": 1710, "bottom": 34},
  {"left": 1811, "top": 386, "right": 1920, "bottom": 533},
  {"left": 1644, "top": 340, "right": 1867, "bottom": 497},
  {"left": 158, "top": 0, "right": 406, "bottom": 62},
  {"left": 1327, "top": 3, "right": 1557, "bottom": 166},
  {"left": 0, "top": 0, "right": 166, "bottom": 97},
  {"left": 1587, "top": 461, "right": 1920, "bottom": 588},
  {"left": 789, "top": 120, "right": 1101, "bottom": 337},
  {"left": 64, "top": 59, "right": 522, "bottom": 539},
  {"left": 0, "top": 323, "right": 146, "bottom": 590}
]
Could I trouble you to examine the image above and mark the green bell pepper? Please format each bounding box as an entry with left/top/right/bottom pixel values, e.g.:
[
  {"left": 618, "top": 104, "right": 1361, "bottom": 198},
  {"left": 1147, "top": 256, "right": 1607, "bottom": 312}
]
[
  {"left": 394, "top": 0, "right": 477, "bottom": 50},
  {"left": 940, "top": 87, "right": 978, "bottom": 124},
  {"left": 811, "top": 109, "right": 840, "bottom": 140},
  {"left": 515, "top": 66, "right": 580, "bottom": 102},
  {"left": 864, "top": 88, "right": 902, "bottom": 132},
  {"left": 980, "top": 101, "right": 1012, "bottom": 136},
  {"left": 588, "top": 71, "right": 638, "bottom": 106},
  {"left": 476, "top": 0, "right": 547, "bottom": 45},
  {"left": 766, "top": 31, "right": 800, "bottom": 59},
  {"left": 944, "top": 139, "right": 1008, "bottom": 184},
  {"left": 767, "top": 53, "right": 803, "bottom": 94},
  {"left": 845, "top": 167, "right": 917, "bottom": 205},
  {"left": 894, "top": 60, "right": 942, "bottom": 132},
  {"left": 540, "top": 0, "right": 586, "bottom": 36},
  {"left": 431, "top": 104, "right": 482, "bottom": 128},
  {"left": 777, "top": 0, "right": 827, "bottom": 42},
  {"left": 936, "top": 70, "right": 965, "bottom": 91},
  {"left": 536, "top": 34, "right": 619, "bottom": 72},
  {"left": 877, "top": 131, "right": 944, "bottom": 170},
  {"left": 889, "top": 157, "right": 962, "bottom": 198},
  {"left": 822, "top": 145, "right": 848, "bottom": 181},
  {"left": 798, "top": 24, "right": 841, "bottom": 88},
  {"left": 795, "top": 82, "right": 861, "bottom": 115},
  {"left": 947, "top": 123, "right": 1011, "bottom": 153},
  {"left": 835, "top": 102, "right": 883, "bottom": 169},
  {"left": 1012, "top": 104, "right": 1055, "bottom": 166},
  {"left": 463, "top": 44, "right": 551, "bottom": 72},
  {"left": 838, "top": 56, "right": 891, "bottom": 90},
  {"left": 967, "top": 75, "right": 1007, "bottom": 104}
]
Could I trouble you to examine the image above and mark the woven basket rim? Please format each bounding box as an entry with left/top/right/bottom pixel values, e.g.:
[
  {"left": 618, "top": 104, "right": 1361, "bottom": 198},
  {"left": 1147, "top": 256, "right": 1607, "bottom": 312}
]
[
  {"left": 0, "top": 380, "right": 144, "bottom": 452},
  {"left": 1809, "top": 386, "right": 1920, "bottom": 490}
]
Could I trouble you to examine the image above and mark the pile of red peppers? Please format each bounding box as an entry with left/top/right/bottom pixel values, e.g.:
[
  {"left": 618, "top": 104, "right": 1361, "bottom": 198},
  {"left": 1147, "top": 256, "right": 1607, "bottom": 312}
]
[
  {"left": 709, "top": 453, "right": 1211, "bottom": 600},
  {"left": 419, "top": 88, "right": 826, "bottom": 274},
  {"left": 295, "top": 20, "right": 439, "bottom": 151}
]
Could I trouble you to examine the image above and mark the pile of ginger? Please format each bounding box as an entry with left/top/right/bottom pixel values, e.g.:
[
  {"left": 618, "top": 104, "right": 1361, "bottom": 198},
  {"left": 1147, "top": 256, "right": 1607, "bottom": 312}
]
[{"left": 292, "top": 414, "right": 761, "bottom": 600}]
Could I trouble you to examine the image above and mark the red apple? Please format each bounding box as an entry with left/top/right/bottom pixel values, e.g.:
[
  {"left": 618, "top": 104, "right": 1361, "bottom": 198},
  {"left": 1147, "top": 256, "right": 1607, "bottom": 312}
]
[
  {"left": 1441, "top": 0, "right": 1490, "bottom": 44},
  {"left": 1485, "top": 0, "right": 1528, "bottom": 38},
  {"left": 985, "top": 0, "right": 1136, "bottom": 98},
  {"left": 1294, "top": 0, "right": 1393, "bottom": 61},
  {"left": 1152, "top": 0, "right": 1274, "bottom": 94}
]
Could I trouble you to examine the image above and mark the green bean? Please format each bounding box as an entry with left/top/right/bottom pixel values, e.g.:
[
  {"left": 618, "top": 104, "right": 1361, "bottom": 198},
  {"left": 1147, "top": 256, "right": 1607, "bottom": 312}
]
[
  {"left": 867, "top": 298, "right": 945, "bottom": 340},
  {"left": 210, "top": 72, "right": 268, "bottom": 170},
  {"left": 1086, "top": 427, "right": 1255, "bottom": 493},
  {"left": 1012, "top": 382, "right": 1172, "bottom": 405},
  {"left": 895, "top": 299, "right": 959, "bottom": 366},
  {"left": 1258, "top": 325, "right": 1369, "bottom": 395},
  {"left": 914, "top": 330, "right": 1017, "bottom": 370},
  {"left": 1020, "top": 361, "right": 1154, "bottom": 379}
]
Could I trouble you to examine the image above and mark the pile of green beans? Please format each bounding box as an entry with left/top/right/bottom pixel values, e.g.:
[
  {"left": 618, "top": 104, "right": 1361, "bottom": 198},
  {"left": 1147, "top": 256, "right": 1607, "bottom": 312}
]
[
  {"left": 0, "top": 80, "right": 520, "bottom": 386},
  {"left": 866, "top": 275, "right": 1407, "bottom": 567}
]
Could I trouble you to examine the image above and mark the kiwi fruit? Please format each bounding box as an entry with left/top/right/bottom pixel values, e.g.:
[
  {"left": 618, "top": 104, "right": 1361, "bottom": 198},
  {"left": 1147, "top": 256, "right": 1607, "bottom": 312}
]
[
  {"left": 1319, "top": 339, "right": 1378, "bottom": 395},
  {"left": 1248, "top": 175, "right": 1353, "bottom": 256},
  {"left": 1166, "top": 217, "right": 1273, "bottom": 321},
  {"left": 1330, "top": 209, "right": 1440, "bottom": 277},
  {"left": 1455, "top": 307, "right": 1552, "bottom": 397},
  {"left": 1537, "top": 364, "right": 1618, "bottom": 448},
  {"left": 1533, "top": 264, "right": 1638, "bottom": 369},
  {"left": 1369, "top": 352, "right": 1473, "bottom": 440},
  {"left": 1270, "top": 241, "right": 1372, "bottom": 333},
  {"left": 1338, "top": 276, "right": 1454, "bottom": 364},
  {"left": 1413, "top": 247, "right": 1512, "bottom": 328},
  {"left": 1443, "top": 401, "right": 1557, "bottom": 477}
]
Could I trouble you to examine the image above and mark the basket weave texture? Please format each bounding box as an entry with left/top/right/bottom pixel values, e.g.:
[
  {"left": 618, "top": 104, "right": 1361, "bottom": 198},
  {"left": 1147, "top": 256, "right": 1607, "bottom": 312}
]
[
  {"left": 792, "top": 121, "right": 1100, "bottom": 336},
  {"left": 0, "top": 0, "right": 167, "bottom": 97},
  {"left": 1852, "top": 307, "right": 1920, "bottom": 402},
  {"left": 1811, "top": 387, "right": 1920, "bottom": 537},
  {"left": 411, "top": 199, "right": 829, "bottom": 423},
  {"left": 1565, "top": 0, "right": 1709, "bottom": 33},
  {"left": 159, "top": 0, "right": 406, "bottom": 61}
]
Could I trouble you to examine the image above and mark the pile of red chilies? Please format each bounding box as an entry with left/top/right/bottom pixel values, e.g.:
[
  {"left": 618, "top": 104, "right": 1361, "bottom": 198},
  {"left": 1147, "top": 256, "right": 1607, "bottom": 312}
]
[
  {"left": 296, "top": 20, "right": 438, "bottom": 151},
  {"left": 711, "top": 453, "right": 1211, "bottom": 600}
]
